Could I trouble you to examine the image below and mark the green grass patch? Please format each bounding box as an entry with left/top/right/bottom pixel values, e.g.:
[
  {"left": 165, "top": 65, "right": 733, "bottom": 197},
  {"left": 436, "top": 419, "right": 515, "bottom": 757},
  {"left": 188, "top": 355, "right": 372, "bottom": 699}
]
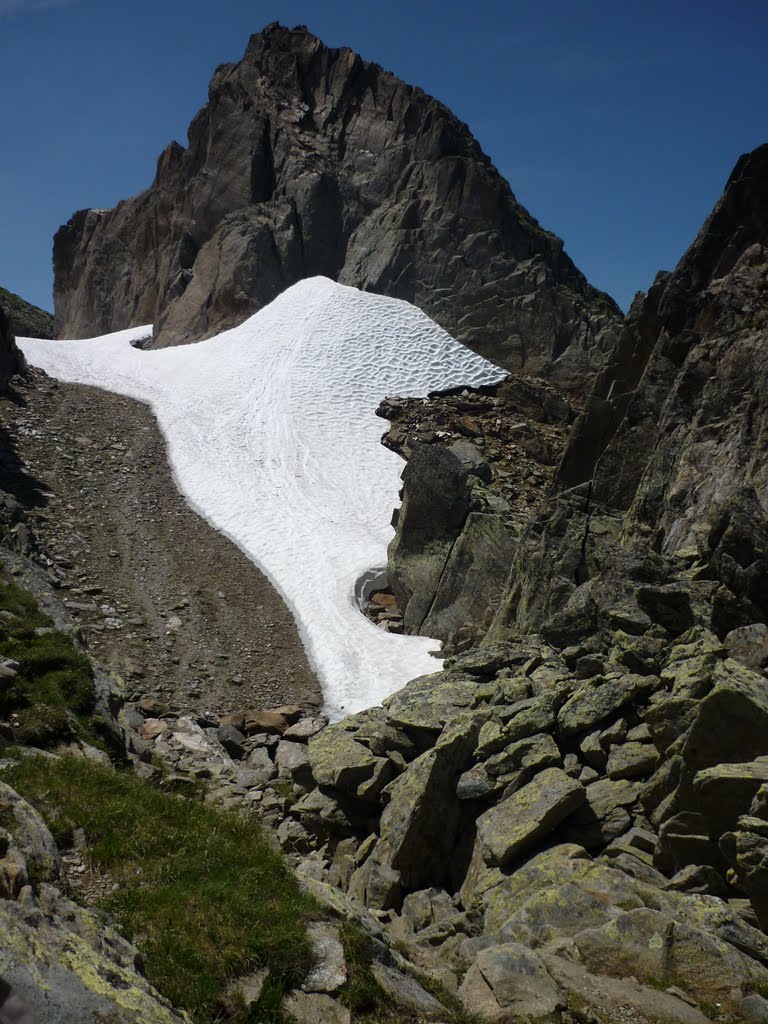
[
  {"left": 0, "top": 575, "right": 102, "bottom": 749},
  {"left": 3, "top": 754, "right": 320, "bottom": 1023}
]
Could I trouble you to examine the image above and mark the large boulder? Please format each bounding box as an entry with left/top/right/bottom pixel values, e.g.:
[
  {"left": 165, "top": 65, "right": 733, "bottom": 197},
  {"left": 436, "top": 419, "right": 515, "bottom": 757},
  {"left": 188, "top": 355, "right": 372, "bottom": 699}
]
[
  {"left": 457, "top": 943, "right": 565, "bottom": 1022},
  {"left": 472, "top": 768, "right": 585, "bottom": 870}
]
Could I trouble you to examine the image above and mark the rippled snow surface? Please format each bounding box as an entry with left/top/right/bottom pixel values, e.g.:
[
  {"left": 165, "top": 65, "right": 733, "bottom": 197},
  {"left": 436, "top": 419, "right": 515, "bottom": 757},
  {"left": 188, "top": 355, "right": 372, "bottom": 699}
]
[{"left": 20, "top": 278, "right": 506, "bottom": 717}]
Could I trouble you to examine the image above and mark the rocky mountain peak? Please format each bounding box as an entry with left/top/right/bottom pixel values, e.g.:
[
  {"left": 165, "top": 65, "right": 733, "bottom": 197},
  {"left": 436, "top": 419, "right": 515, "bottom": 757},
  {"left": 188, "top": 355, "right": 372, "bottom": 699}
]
[{"left": 53, "top": 23, "right": 621, "bottom": 387}]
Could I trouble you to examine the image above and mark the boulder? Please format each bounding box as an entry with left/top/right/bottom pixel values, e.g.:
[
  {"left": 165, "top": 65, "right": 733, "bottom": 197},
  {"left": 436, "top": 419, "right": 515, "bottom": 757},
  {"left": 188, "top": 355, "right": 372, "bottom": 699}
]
[
  {"left": 301, "top": 922, "right": 347, "bottom": 994},
  {"left": 605, "top": 741, "right": 659, "bottom": 780},
  {"left": 0, "top": 783, "right": 63, "bottom": 883},
  {"left": 457, "top": 943, "right": 565, "bottom": 1022},
  {"left": 556, "top": 674, "right": 656, "bottom": 737},
  {"left": 563, "top": 778, "right": 640, "bottom": 850},
  {"left": 370, "top": 963, "right": 444, "bottom": 1015},
  {"left": 365, "top": 711, "right": 488, "bottom": 894},
  {"left": 308, "top": 726, "right": 390, "bottom": 800},
  {"left": 573, "top": 907, "right": 768, "bottom": 1011},
  {"left": 542, "top": 954, "right": 711, "bottom": 1024},
  {"left": 474, "top": 769, "right": 585, "bottom": 869},
  {"left": 282, "top": 991, "right": 350, "bottom": 1024}
]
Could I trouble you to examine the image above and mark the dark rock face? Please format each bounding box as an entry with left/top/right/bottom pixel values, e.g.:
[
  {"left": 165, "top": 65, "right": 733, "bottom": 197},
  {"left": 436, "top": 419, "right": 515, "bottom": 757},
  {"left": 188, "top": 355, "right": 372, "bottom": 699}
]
[
  {"left": 0, "top": 306, "right": 25, "bottom": 394},
  {"left": 53, "top": 22, "right": 620, "bottom": 384},
  {"left": 559, "top": 143, "right": 768, "bottom": 554},
  {"left": 486, "top": 144, "right": 768, "bottom": 644}
]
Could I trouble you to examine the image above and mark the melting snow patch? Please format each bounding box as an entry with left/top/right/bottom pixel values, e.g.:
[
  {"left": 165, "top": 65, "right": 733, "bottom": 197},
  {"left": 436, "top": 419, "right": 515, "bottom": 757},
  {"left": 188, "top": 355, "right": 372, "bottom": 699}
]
[{"left": 19, "top": 277, "right": 506, "bottom": 718}]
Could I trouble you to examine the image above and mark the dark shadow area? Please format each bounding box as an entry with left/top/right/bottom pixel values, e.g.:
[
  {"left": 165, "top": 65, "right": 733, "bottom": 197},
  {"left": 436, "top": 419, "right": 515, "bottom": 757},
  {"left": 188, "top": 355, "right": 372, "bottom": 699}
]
[{"left": 0, "top": 386, "right": 48, "bottom": 511}]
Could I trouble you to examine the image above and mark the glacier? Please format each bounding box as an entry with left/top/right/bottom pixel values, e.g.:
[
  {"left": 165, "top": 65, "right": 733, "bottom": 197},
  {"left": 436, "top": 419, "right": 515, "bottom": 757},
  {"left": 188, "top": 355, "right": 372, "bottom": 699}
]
[{"left": 19, "top": 277, "right": 507, "bottom": 717}]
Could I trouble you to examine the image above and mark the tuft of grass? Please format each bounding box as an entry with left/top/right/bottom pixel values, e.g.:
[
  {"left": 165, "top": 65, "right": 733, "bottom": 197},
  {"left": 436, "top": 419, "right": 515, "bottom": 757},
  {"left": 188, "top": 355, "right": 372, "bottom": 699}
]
[
  {"left": 3, "top": 755, "right": 320, "bottom": 1023},
  {"left": 0, "top": 575, "right": 100, "bottom": 749}
]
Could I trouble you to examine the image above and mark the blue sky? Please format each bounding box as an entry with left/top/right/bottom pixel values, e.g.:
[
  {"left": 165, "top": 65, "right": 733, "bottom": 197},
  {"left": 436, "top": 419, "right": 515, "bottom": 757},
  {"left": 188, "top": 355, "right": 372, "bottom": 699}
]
[{"left": 1, "top": 0, "right": 766, "bottom": 314}]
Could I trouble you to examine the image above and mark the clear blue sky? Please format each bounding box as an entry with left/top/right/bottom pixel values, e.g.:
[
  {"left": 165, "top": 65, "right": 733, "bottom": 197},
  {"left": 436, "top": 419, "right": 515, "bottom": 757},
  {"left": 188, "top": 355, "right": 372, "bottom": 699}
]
[{"left": 1, "top": 0, "right": 766, "bottom": 315}]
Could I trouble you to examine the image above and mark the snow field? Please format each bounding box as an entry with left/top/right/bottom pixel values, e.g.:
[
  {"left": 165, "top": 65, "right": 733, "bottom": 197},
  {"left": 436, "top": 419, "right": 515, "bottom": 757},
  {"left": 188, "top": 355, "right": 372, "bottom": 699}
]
[{"left": 19, "top": 277, "right": 506, "bottom": 717}]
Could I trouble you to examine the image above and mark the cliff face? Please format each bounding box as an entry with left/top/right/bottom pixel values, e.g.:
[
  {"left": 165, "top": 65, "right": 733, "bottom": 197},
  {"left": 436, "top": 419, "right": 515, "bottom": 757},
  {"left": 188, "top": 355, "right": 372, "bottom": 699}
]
[
  {"left": 53, "top": 22, "right": 620, "bottom": 384},
  {"left": 488, "top": 143, "right": 768, "bottom": 643}
]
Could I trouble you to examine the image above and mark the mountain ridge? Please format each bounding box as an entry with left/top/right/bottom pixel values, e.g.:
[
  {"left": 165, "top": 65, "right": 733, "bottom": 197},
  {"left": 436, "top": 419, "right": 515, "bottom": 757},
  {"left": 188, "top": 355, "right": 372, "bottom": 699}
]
[{"left": 53, "top": 22, "right": 621, "bottom": 387}]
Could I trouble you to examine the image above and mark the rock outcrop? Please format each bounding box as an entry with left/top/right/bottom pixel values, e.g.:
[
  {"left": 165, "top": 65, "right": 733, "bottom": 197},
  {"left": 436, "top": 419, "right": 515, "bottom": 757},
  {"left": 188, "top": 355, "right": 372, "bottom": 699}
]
[
  {"left": 0, "top": 306, "right": 25, "bottom": 395},
  {"left": 0, "top": 287, "right": 53, "bottom": 340},
  {"left": 386, "top": 143, "right": 768, "bottom": 650},
  {"left": 53, "top": 22, "right": 620, "bottom": 384}
]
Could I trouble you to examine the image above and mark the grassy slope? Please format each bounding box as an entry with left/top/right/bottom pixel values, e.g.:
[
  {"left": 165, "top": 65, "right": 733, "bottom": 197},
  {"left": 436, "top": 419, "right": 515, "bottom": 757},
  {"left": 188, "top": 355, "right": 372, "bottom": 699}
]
[
  {"left": 0, "top": 286, "right": 53, "bottom": 338},
  {"left": 4, "top": 755, "right": 319, "bottom": 1023}
]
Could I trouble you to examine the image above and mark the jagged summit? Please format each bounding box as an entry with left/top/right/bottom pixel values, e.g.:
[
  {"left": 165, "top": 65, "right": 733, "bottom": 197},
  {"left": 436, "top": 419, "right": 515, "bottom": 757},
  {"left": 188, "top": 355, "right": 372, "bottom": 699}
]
[{"left": 53, "top": 22, "right": 620, "bottom": 385}]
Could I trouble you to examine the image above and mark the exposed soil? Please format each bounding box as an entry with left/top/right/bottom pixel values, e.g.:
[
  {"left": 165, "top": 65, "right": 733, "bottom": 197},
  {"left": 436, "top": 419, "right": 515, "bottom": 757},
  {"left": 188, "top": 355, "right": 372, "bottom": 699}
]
[{"left": 2, "top": 369, "right": 321, "bottom": 716}]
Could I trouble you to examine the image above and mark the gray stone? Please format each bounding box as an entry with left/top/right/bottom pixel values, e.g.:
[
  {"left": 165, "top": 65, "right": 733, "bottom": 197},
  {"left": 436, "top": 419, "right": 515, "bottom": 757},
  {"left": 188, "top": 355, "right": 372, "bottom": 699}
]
[
  {"left": 370, "top": 963, "right": 444, "bottom": 1015},
  {"left": 367, "top": 711, "right": 487, "bottom": 892},
  {"left": 557, "top": 675, "right": 656, "bottom": 737},
  {"left": 457, "top": 943, "right": 565, "bottom": 1022},
  {"left": 563, "top": 778, "right": 640, "bottom": 850},
  {"left": 475, "top": 768, "right": 585, "bottom": 868},
  {"left": 0, "top": 783, "right": 64, "bottom": 883},
  {"left": 282, "top": 991, "right": 350, "bottom": 1024},
  {"left": 543, "top": 954, "right": 711, "bottom": 1024},
  {"left": 308, "top": 726, "right": 389, "bottom": 800},
  {"left": 301, "top": 922, "right": 347, "bottom": 994},
  {"left": 725, "top": 623, "right": 768, "bottom": 672},
  {"left": 606, "top": 741, "right": 659, "bottom": 780}
]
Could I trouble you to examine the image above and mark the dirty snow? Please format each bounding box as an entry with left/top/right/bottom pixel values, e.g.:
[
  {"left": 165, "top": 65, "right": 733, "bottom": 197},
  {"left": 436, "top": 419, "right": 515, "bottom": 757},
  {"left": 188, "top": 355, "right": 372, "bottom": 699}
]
[{"left": 19, "top": 277, "right": 506, "bottom": 717}]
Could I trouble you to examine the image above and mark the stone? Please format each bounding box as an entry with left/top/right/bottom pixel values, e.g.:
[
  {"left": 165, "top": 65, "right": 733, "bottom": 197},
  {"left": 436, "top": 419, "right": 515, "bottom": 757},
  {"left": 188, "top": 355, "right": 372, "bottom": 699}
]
[
  {"left": 276, "top": 739, "right": 310, "bottom": 777},
  {"left": 139, "top": 717, "right": 169, "bottom": 741},
  {"left": 720, "top": 828, "right": 768, "bottom": 930},
  {"left": 0, "top": 890, "right": 187, "bottom": 1024},
  {"left": 563, "top": 778, "right": 640, "bottom": 850},
  {"left": 725, "top": 624, "right": 768, "bottom": 672},
  {"left": 243, "top": 709, "right": 289, "bottom": 735},
  {"left": 308, "top": 726, "right": 387, "bottom": 799},
  {"left": 282, "top": 991, "right": 350, "bottom": 1024},
  {"left": 457, "top": 943, "right": 565, "bottom": 1022},
  {"left": 384, "top": 671, "right": 479, "bottom": 734},
  {"left": 740, "top": 993, "right": 768, "bottom": 1024},
  {"left": 228, "top": 968, "right": 268, "bottom": 1009},
  {"left": 573, "top": 907, "right": 768, "bottom": 1011},
  {"left": 370, "top": 963, "right": 444, "bottom": 1015},
  {"left": 0, "top": 783, "right": 63, "bottom": 883},
  {"left": 216, "top": 724, "right": 246, "bottom": 758},
  {"left": 298, "top": 875, "right": 384, "bottom": 940},
  {"left": 606, "top": 741, "right": 659, "bottom": 780},
  {"left": 483, "top": 732, "right": 561, "bottom": 780},
  {"left": 283, "top": 716, "right": 326, "bottom": 742},
  {"left": 694, "top": 760, "right": 768, "bottom": 834},
  {"left": 557, "top": 674, "right": 656, "bottom": 737},
  {"left": 291, "top": 789, "right": 350, "bottom": 839},
  {"left": 475, "top": 768, "right": 585, "bottom": 868},
  {"left": 301, "top": 922, "right": 347, "bottom": 994},
  {"left": 542, "top": 954, "right": 711, "bottom": 1024},
  {"left": 368, "top": 711, "right": 487, "bottom": 892},
  {"left": 665, "top": 864, "right": 729, "bottom": 898}
]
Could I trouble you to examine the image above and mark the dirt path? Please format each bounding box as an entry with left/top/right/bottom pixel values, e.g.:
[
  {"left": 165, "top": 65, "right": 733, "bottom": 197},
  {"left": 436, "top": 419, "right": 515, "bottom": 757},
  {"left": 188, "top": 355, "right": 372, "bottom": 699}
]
[{"left": 3, "top": 370, "right": 321, "bottom": 716}]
